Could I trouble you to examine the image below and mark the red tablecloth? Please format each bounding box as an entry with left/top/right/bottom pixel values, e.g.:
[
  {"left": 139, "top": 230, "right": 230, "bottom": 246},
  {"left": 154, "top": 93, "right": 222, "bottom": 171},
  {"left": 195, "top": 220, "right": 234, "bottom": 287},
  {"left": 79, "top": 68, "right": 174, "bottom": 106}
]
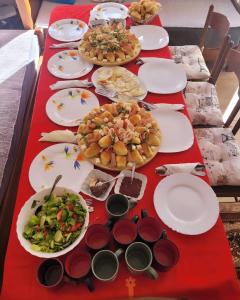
[{"left": 1, "top": 4, "right": 240, "bottom": 300}]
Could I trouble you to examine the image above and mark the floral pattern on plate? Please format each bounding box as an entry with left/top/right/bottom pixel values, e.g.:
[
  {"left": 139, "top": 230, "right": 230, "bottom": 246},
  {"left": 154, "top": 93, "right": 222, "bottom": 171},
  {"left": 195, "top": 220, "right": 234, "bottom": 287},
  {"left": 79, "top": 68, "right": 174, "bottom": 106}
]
[
  {"left": 29, "top": 143, "right": 94, "bottom": 192},
  {"left": 46, "top": 88, "right": 99, "bottom": 127}
]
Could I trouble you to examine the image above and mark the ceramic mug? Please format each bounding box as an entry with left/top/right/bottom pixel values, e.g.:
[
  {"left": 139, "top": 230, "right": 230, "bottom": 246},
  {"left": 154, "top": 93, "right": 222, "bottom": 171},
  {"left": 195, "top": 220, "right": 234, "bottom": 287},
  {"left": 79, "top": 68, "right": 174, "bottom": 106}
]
[
  {"left": 91, "top": 249, "right": 123, "bottom": 282},
  {"left": 106, "top": 194, "right": 137, "bottom": 219},
  {"left": 153, "top": 239, "right": 180, "bottom": 271},
  {"left": 37, "top": 258, "right": 69, "bottom": 288},
  {"left": 125, "top": 242, "right": 158, "bottom": 280},
  {"left": 64, "top": 249, "right": 94, "bottom": 291},
  {"left": 85, "top": 223, "right": 111, "bottom": 251},
  {"left": 137, "top": 209, "right": 163, "bottom": 244},
  {"left": 112, "top": 215, "right": 139, "bottom": 246}
]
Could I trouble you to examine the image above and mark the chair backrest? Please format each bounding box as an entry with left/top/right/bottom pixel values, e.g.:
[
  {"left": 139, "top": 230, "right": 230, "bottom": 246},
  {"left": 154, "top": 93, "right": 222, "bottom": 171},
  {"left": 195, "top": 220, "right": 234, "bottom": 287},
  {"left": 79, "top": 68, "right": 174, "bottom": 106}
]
[
  {"left": 223, "top": 48, "right": 240, "bottom": 135},
  {"left": 199, "top": 5, "right": 230, "bottom": 51},
  {"left": 208, "top": 35, "right": 233, "bottom": 85}
]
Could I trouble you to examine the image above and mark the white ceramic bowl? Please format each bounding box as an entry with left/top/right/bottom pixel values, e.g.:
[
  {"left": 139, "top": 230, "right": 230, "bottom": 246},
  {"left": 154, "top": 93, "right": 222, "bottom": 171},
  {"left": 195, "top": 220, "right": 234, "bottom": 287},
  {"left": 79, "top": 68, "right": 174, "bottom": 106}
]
[{"left": 16, "top": 186, "right": 89, "bottom": 258}]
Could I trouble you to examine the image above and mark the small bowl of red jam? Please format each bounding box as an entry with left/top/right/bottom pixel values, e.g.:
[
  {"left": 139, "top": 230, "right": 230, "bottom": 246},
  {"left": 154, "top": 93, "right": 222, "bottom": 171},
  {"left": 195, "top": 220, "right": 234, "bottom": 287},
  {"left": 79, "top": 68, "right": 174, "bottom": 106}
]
[{"left": 114, "top": 170, "right": 147, "bottom": 201}]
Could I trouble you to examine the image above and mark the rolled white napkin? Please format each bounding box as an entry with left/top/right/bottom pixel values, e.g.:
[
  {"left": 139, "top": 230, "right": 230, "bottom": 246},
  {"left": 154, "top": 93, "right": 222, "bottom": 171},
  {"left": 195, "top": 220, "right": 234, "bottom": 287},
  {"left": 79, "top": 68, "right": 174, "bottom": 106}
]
[
  {"left": 155, "top": 163, "right": 206, "bottom": 176},
  {"left": 39, "top": 130, "right": 77, "bottom": 144},
  {"left": 152, "top": 103, "right": 184, "bottom": 111},
  {"left": 50, "top": 41, "right": 79, "bottom": 49},
  {"left": 136, "top": 57, "right": 174, "bottom": 65},
  {"left": 50, "top": 80, "right": 93, "bottom": 90}
]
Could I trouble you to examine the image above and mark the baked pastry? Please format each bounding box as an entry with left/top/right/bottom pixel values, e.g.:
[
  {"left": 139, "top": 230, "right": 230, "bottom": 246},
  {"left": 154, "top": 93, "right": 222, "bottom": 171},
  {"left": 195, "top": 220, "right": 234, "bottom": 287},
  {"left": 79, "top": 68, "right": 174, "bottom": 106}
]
[
  {"left": 129, "top": 0, "right": 161, "bottom": 24},
  {"left": 95, "top": 66, "right": 146, "bottom": 101},
  {"left": 78, "top": 23, "right": 141, "bottom": 66},
  {"left": 77, "top": 102, "right": 161, "bottom": 170}
]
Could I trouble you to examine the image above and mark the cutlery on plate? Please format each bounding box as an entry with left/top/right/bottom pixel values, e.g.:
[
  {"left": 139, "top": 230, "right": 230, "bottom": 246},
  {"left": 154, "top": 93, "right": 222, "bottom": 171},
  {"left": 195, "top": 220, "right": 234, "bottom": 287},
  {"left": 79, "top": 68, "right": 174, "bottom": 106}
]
[
  {"left": 50, "top": 41, "right": 79, "bottom": 49},
  {"left": 155, "top": 163, "right": 206, "bottom": 176},
  {"left": 95, "top": 86, "right": 184, "bottom": 111},
  {"left": 96, "top": 174, "right": 124, "bottom": 186},
  {"left": 50, "top": 80, "right": 93, "bottom": 90}
]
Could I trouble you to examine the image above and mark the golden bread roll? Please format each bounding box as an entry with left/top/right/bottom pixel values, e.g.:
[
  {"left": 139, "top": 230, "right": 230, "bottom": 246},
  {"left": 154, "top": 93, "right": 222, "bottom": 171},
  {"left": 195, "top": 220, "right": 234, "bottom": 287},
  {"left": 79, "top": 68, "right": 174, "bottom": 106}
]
[
  {"left": 141, "top": 143, "right": 153, "bottom": 158},
  {"left": 113, "top": 141, "right": 128, "bottom": 156},
  {"left": 135, "top": 126, "right": 146, "bottom": 134},
  {"left": 132, "top": 137, "right": 141, "bottom": 144},
  {"left": 98, "top": 135, "right": 112, "bottom": 149},
  {"left": 116, "top": 155, "right": 127, "bottom": 168},
  {"left": 93, "top": 116, "right": 104, "bottom": 125},
  {"left": 129, "top": 114, "right": 141, "bottom": 126},
  {"left": 84, "top": 143, "right": 101, "bottom": 158},
  {"left": 146, "top": 133, "right": 161, "bottom": 146},
  {"left": 100, "top": 111, "right": 113, "bottom": 121},
  {"left": 131, "top": 149, "right": 144, "bottom": 164},
  {"left": 100, "top": 149, "right": 111, "bottom": 165}
]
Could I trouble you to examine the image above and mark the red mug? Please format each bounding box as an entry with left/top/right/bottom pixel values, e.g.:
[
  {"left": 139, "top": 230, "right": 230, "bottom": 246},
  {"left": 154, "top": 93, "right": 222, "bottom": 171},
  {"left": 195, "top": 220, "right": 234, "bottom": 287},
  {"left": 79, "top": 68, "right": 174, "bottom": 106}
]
[
  {"left": 137, "top": 210, "right": 163, "bottom": 243},
  {"left": 153, "top": 239, "right": 180, "bottom": 271},
  {"left": 65, "top": 249, "right": 94, "bottom": 291},
  {"left": 112, "top": 216, "right": 138, "bottom": 246},
  {"left": 85, "top": 224, "right": 111, "bottom": 251}
]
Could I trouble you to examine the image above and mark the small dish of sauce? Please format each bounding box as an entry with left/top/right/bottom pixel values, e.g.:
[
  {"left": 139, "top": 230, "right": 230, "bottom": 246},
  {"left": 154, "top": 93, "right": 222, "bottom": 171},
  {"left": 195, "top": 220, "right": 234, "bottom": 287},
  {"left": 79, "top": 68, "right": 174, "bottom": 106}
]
[{"left": 119, "top": 177, "right": 142, "bottom": 198}]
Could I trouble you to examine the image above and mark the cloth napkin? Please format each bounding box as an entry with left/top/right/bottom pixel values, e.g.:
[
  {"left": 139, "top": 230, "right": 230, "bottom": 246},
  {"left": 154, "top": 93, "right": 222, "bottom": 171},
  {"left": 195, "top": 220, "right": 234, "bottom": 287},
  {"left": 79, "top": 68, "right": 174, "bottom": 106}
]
[
  {"left": 39, "top": 130, "right": 78, "bottom": 144},
  {"left": 136, "top": 57, "right": 174, "bottom": 65},
  {"left": 50, "top": 80, "right": 93, "bottom": 90},
  {"left": 50, "top": 41, "right": 79, "bottom": 49},
  {"left": 152, "top": 103, "right": 184, "bottom": 111},
  {"left": 155, "top": 163, "right": 206, "bottom": 176}
]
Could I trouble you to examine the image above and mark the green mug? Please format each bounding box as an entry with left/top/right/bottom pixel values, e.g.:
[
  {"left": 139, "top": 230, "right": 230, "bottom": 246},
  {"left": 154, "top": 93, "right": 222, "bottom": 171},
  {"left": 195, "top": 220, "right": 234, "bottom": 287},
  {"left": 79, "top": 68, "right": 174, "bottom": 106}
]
[
  {"left": 125, "top": 242, "right": 158, "bottom": 280},
  {"left": 91, "top": 249, "right": 123, "bottom": 282}
]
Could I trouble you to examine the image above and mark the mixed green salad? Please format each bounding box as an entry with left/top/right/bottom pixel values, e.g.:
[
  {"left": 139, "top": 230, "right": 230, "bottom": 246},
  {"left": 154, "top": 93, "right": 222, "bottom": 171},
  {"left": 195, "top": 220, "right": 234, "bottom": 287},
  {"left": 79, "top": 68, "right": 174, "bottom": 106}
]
[{"left": 23, "top": 193, "right": 87, "bottom": 253}]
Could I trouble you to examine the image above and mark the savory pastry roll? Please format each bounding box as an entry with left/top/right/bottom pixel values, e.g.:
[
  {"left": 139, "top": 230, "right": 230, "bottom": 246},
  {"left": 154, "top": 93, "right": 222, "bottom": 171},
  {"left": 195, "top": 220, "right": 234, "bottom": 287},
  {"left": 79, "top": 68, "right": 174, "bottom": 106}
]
[
  {"left": 84, "top": 143, "right": 101, "bottom": 158},
  {"left": 129, "top": 114, "right": 141, "bottom": 126},
  {"left": 100, "top": 149, "right": 112, "bottom": 165},
  {"left": 141, "top": 143, "right": 153, "bottom": 158},
  {"left": 98, "top": 135, "right": 112, "bottom": 149},
  {"left": 146, "top": 133, "right": 161, "bottom": 146},
  {"left": 113, "top": 141, "right": 128, "bottom": 156},
  {"left": 131, "top": 149, "right": 144, "bottom": 164},
  {"left": 116, "top": 155, "right": 127, "bottom": 168}
]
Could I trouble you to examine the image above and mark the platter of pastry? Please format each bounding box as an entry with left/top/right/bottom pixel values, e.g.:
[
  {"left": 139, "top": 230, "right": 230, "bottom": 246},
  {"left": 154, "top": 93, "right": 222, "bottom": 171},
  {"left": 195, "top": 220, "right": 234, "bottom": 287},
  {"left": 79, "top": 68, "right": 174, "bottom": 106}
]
[
  {"left": 78, "top": 23, "right": 141, "bottom": 66},
  {"left": 92, "top": 66, "right": 147, "bottom": 101},
  {"left": 77, "top": 102, "right": 161, "bottom": 171},
  {"left": 129, "top": 0, "right": 161, "bottom": 24}
]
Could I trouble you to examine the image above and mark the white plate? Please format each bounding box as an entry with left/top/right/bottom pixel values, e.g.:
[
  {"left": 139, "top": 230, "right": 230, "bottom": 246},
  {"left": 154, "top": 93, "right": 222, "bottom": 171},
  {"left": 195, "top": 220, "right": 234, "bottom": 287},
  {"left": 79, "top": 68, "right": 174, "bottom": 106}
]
[
  {"left": 48, "top": 19, "right": 88, "bottom": 42},
  {"left": 154, "top": 174, "right": 219, "bottom": 235},
  {"left": 46, "top": 88, "right": 99, "bottom": 127},
  {"left": 47, "top": 50, "right": 93, "bottom": 79},
  {"left": 29, "top": 143, "right": 94, "bottom": 192},
  {"left": 151, "top": 110, "right": 194, "bottom": 153},
  {"left": 92, "top": 66, "right": 147, "bottom": 101},
  {"left": 91, "top": 2, "right": 128, "bottom": 20},
  {"left": 138, "top": 60, "right": 187, "bottom": 94},
  {"left": 16, "top": 186, "right": 89, "bottom": 258},
  {"left": 130, "top": 25, "right": 169, "bottom": 50}
]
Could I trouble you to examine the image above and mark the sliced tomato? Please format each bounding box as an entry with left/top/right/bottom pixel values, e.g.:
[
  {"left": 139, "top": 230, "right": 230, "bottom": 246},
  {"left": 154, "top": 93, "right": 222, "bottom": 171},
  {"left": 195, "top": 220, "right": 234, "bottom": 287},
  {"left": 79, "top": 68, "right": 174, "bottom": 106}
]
[
  {"left": 57, "top": 209, "right": 63, "bottom": 221},
  {"left": 72, "top": 213, "right": 78, "bottom": 219},
  {"left": 70, "top": 222, "right": 82, "bottom": 232},
  {"left": 67, "top": 203, "right": 74, "bottom": 211}
]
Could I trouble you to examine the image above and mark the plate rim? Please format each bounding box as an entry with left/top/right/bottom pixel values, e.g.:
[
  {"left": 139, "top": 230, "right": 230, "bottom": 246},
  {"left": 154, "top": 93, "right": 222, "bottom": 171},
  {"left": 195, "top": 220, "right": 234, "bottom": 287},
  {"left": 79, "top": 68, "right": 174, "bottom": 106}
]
[
  {"left": 153, "top": 173, "right": 219, "bottom": 235},
  {"left": 45, "top": 87, "right": 99, "bottom": 127},
  {"left": 130, "top": 25, "right": 169, "bottom": 50},
  {"left": 47, "top": 50, "right": 93, "bottom": 79},
  {"left": 48, "top": 18, "right": 88, "bottom": 42},
  {"left": 138, "top": 60, "right": 187, "bottom": 94}
]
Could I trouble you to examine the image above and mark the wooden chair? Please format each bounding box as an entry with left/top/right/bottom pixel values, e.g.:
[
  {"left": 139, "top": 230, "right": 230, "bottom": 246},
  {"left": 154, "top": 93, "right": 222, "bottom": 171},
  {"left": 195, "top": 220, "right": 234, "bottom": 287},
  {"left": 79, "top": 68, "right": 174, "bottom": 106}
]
[
  {"left": 170, "top": 5, "right": 230, "bottom": 81},
  {"left": 15, "top": 0, "right": 42, "bottom": 29},
  {"left": 195, "top": 49, "right": 240, "bottom": 200}
]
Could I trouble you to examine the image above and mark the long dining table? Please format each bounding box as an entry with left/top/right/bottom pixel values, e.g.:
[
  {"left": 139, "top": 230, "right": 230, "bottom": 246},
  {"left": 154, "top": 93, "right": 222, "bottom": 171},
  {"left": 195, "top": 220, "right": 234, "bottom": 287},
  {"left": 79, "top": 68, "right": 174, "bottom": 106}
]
[{"left": 1, "top": 4, "right": 240, "bottom": 300}]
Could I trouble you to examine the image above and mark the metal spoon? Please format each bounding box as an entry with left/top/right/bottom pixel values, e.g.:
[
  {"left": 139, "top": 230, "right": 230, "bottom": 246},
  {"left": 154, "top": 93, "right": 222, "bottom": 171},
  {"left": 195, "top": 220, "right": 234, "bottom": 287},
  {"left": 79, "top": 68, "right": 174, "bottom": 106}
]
[
  {"left": 96, "top": 174, "right": 124, "bottom": 186},
  {"left": 45, "top": 174, "right": 63, "bottom": 201}
]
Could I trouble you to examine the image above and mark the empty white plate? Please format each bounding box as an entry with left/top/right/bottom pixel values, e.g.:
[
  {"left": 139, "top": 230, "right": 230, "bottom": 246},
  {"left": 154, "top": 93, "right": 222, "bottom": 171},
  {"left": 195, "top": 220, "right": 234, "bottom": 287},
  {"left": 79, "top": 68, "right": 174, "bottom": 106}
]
[
  {"left": 29, "top": 143, "right": 94, "bottom": 192},
  {"left": 151, "top": 110, "right": 194, "bottom": 153},
  {"left": 47, "top": 50, "right": 93, "bottom": 79},
  {"left": 154, "top": 174, "right": 219, "bottom": 235},
  {"left": 91, "top": 2, "right": 128, "bottom": 20},
  {"left": 138, "top": 60, "right": 187, "bottom": 94},
  {"left": 46, "top": 88, "right": 99, "bottom": 127},
  {"left": 48, "top": 19, "right": 88, "bottom": 42},
  {"left": 130, "top": 25, "right": 169, "bottom": 50}
]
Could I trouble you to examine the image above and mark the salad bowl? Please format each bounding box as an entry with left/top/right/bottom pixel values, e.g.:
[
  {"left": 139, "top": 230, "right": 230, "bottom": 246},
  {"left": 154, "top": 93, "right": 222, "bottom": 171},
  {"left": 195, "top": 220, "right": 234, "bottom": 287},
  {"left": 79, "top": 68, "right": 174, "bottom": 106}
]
[{"left": 16, "top": 187, "right": 89, "bottom": 258}]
